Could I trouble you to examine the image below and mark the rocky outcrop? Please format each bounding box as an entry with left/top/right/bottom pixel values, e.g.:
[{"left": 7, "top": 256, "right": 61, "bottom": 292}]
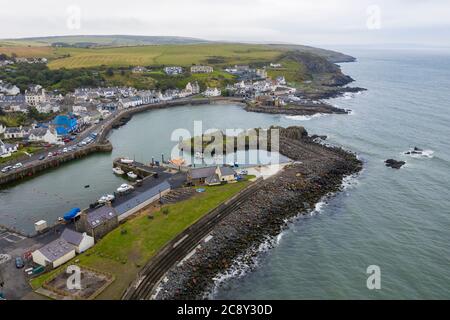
[{"left": 385, "top": 159, "right": 406, "bottom": 169}]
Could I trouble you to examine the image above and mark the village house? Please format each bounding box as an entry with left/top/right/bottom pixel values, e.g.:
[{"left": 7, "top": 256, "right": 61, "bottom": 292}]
[
  {"left": 27, "top": 127, "right": 59, "bottom": 144},
  {"left": 0, "top": 139, "right": 18, "bottom": 157},
  {"left": 187, "top": 165, "right": 236, "bottom": 186},
  {"left": 53, "top": 114, "right": 78, "bottom": 136},
  {"left": 0, "top": 81, "right": 20, "bottom": 96},
  {"left": 270, "top": 63, "right": 282, "bottom": 68},
  {"left": 31, "top": 227, "right": 95, "bottom": 269},
  {"left": 276, "top": 76, "right": 287, "bottom": 85},
  {"left": 3, "top": 126, "right": 29, "bottom": 139},
  {"left": 35, "top": 102, "right": 60, "bottom": 114},
  {"left": 25, "top": 85, "right": 47, "bottom": 106},
  {"left": 118, "top": 96, "right": 143, "bottom": 109},
  {"left": 203, "top": 87, "right": 221, "bottom": 97},
  {"left": 32, "top": 238, "right": 76, "bottom": 269},
  {"left": 0, "top": 124, "right": 5, "bottom": 135},
  {"left": 61, "top": 228, "right": 94, "bottom": 253},
  {"left": 132, "top": 66, "right": 148, "bottom": 73},
  {"left": 190, "top": 65, "right": 213, "bottom": 73},
  {"left": 164, "top": 66, "right": 183, "bottom": 76},
  {"left": 256, "top": 68, "right": 268, "bottom": 79},
  {"left": 7, "top": 103, "right": 29, "bottom": 113},
  {"left": 137, "top": 90, "right": 161, "bottom": 104},
  {"left": 75, "top": 205, "right": 119, "bottom": 241}
]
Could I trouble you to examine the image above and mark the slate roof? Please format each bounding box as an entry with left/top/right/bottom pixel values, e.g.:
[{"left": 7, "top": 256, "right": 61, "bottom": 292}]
[
  {"left": 37, "top": 238, "right": 75, "bottom": 262},
  {"left": 114, "top": 180, "right": 171, "bottom": 215},
  {"left": 86, "top": 206, "right": 118, "bottom": 228},
  {"left": 61, "top": 228, "right": 84, "bottom": 246},
  {"left": 189, "top": 167, "right": 216, "bottom": 180}
]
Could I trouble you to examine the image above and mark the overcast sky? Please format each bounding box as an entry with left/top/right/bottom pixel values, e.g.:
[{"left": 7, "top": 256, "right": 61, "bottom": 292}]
[{"left": 1, "top": 0, "right": 449, "bottom": 47}]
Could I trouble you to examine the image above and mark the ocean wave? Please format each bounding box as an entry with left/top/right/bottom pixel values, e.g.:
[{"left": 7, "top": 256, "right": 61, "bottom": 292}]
[
  {"left": 403, "top": 148, "right": 434, "bottom": 159},
  {"left": 285, "top": 113, "right": 329, "bottom": 121}
]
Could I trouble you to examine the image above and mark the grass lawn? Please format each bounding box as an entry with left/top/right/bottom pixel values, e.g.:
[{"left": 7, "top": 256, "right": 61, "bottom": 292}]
[{"left": 30, "top": 178, "right": 253, "bottom": 299}]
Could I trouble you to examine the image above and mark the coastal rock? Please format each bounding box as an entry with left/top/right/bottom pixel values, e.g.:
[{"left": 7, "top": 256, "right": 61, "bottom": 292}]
[{"left": 385, "top": 159, "right": 406, "bottom": 169}]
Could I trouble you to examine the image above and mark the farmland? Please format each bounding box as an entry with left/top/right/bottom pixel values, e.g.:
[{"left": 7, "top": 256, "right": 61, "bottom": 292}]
[{"left": 45, "top": 44, "right": 284, "bottom": 69}]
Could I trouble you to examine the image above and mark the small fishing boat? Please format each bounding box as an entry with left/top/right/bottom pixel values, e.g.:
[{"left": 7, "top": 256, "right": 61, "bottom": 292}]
[
  {"left": 117, "top": 184, "right": 134, "bottom": 193},
  {"left": 127, "top": 171, "right": 138, "bottom": 179},
  {"left": 112, "top": 167, "right": 125, "bottom": 175},
  {"left": 98, "top": 194, "right": 115, "bottom": 204},
  {"left": 120, "top": 158, "right": 134, "bottom": 164}
]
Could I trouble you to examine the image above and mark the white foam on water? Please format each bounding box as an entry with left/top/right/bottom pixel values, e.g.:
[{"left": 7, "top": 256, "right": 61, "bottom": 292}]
[
  {"left": 285, "top": 113, "right": 329, "bottom": 121},
  {"left": 403, "top": 149, "right": 434, "bottom": 159}
]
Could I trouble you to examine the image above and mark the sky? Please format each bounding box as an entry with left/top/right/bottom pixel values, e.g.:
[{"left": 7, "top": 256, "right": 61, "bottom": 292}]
[{"left": 1, "top": 0, "right": 449, "bottom": 48}]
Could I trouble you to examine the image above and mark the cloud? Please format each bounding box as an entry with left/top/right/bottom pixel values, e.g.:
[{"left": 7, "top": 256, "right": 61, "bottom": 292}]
[{"left": 0, "top": 0, "right": 449, "bottom": 47}]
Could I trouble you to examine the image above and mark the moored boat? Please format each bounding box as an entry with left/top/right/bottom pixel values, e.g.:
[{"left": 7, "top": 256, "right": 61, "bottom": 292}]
[
  {"left": 127, "top": 171, "right": 138, "bottom": 179},
  {"left": 113, "top": 167, "right": 125, "bottom": 175},
  {"left": 98, "top": 194, "right": 115, "bottom": 204}
]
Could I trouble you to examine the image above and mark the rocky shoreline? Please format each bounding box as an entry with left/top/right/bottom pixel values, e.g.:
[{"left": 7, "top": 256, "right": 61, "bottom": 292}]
[
  {"left": 155, "top": 126, "right": 363, "bottom": 300},
  {"left": 245, "top": 101, "right": 349, "bottom": 116}
]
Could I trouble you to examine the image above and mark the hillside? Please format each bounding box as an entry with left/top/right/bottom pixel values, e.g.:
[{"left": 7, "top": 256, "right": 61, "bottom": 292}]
[{"left": 0, "top": 35, "right": 210, "bottom": 48}]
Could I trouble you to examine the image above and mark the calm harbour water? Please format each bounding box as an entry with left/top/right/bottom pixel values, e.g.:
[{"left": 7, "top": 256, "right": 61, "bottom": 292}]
[{"left": 1, "top": 48, "right": 449, "bottom": 299}]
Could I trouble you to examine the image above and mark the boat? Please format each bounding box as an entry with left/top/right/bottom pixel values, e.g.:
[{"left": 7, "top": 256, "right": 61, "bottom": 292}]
[
  {"left": 98, "top": 194, "right": 115, "bottom": 204},
  {"left": 63, "top": 208, "right": 81, "bottom": 221},
  {"left": 117, "top": 183, "right": 134, "bottom": 193},
  {"left": 127, "top": 171, "right": 138, "bottom": 179},
  {"left": 112, "top": 167, "right": 125, "bottom": 175},
  {"left": 169, "top": 158, "right": 185, "bottom": 166},
  {"left": 120, "top": 158, "right": 134, "bottom": 164}
]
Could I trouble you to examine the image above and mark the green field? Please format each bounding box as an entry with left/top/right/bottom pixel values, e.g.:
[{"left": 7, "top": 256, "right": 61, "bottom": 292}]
[
  {"left": 46, "top": 44, "right": 284, "bottom": 69},
  {"left": 31, "top": 179, "right": 253, "bottom": 299}
]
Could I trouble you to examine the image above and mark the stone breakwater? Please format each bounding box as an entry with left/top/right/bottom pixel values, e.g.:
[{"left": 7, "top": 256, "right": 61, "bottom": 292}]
[
  {"left": 155, "top": 126, "right": 363, "bottom": 299},
  {"left": 0, "top": 142, "right": 112, "bottom": 187}
]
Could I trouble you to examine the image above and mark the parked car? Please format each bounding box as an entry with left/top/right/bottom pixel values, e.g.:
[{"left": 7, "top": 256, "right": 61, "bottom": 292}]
[
  {"left": 15, "top": 257, "right": 24, "bottom": 269},
  {"left": 12, "top": 163, "right": 23, "bottom": 169},
  {"left": 1, "top": 166, "right": 12, "bottom": 173},
  {"left": 38, "top": 155, "right": 46, "bottom": 161}
]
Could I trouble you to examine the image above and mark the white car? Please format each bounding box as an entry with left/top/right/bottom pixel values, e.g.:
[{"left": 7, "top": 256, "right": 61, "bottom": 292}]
[
  {"left": 13, "top": 163, "right": 23, "bottom": 169},
  {"left": 63, "top": 148, "right": 68, "bottom": 153},
  {"left": 1, "top": 166, "right": 12, "bottom": 173}
]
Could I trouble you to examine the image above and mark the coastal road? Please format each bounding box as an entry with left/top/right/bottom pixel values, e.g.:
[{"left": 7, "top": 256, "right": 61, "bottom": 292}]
[{"left": 122, "top": 178, "right": 264, "bottom": 300}]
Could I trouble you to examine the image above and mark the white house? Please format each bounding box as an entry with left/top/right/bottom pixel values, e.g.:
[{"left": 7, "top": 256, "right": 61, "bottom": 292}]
[
  {"left": 27, "top": 127, "right": 59, "bottom": 144},
  {"left": 190, "top": 65, "right": 213, "bottom": 73},
  {"left": 203, "top": 87, "right": 222, "bottom": 97},
  {"left": 164, "top": 66, "right": 183, "bottom": 75},
  {"left": 3, "top": 126, "right": 29, "bottom": 139},
  {"left": 0, "top": 81, "right": 20, "bottom": 96},
  {"left": 31, "top": 238, "right": 76, "bottom": 269},
  {"left": 118, "top": 96, "right": 143, "bottom": 109},
  {"left": 61, "top": 228, "right": 94, "bottom": 253},
  {"left": 72, "top": 105, "right": 88, "bottom": 115},
  {"left": 0, "top": 139, "right": 18, "bottom": 157},
  {"left": 0, "top": 124, "right": 5, "bottom": 135},
  {"left": 35, "top": 102, "right": 60, "bottom": 114},
  {"left": 25, "top": 85, "right": 47, "bottom": 106}
]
